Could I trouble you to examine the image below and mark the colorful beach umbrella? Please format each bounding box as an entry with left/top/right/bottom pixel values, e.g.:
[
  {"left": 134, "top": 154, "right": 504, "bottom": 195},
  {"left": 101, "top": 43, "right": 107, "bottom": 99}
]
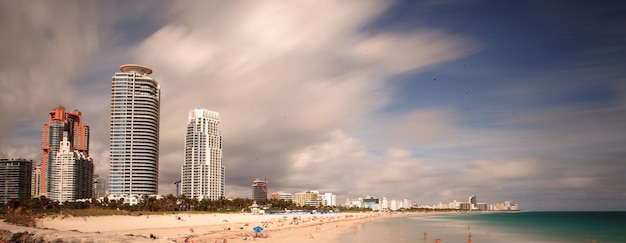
[{"left": 253, "top": 226, "right": 263, "bottom": 233}]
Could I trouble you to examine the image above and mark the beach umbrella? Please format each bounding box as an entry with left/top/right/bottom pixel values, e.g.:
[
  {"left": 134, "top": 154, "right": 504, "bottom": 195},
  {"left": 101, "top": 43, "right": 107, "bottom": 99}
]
[{"left": 253, "top": 226, "right": 263, "bottom": 233}]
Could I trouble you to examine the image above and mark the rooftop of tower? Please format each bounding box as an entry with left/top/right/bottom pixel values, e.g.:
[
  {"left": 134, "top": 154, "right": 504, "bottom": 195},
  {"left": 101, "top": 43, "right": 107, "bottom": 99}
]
[{"left": 120, "top": 64, "right": 153, "bottom": 75}]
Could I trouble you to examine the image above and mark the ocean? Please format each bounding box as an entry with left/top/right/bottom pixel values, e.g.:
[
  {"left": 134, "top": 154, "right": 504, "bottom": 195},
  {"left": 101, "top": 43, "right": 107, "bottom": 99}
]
[{"left": 337, "top": 211, "right": 626, "bottom": 242}]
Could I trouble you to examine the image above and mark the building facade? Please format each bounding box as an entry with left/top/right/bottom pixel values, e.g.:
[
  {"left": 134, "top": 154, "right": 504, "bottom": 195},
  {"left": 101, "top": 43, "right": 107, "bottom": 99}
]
[
  {"left": 0, "top": 158, "right": 33, "bottom": 204},
  {"left": 31, "top": 166, "right": 41, "bottom": 198},
  {"left": 109, "top": 64, "right": 160, "bottom": 197},
  {"left": 92, "top": 175, "right": 106, "bottom": 199},
  {"left": 322, "top": 192, "right": 337, "bottom": 207},
  {"left": 294, "top": 191, "right": 320, "bottom": 207},
  {"left": 50, "top": 135, "right": 94, "bottom": 202},
  {"left": 469, "top": 195, "right": 477, "bottom": 210},
  {"left": 41, "top": 106, "right": 89, "bottom": 197},
  {"left": 180, "top": 109, "right": 224, "bottom": 200},
  {"left": 251, "top": 178, "right": 268, "bottom": 201},
  {"left": 270, "top": 192, "right": 293, "bottom": 201}
]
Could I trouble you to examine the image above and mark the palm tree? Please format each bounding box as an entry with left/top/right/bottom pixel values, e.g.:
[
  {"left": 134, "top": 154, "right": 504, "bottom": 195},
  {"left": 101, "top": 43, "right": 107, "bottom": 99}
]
[
  {"left": 162, "top": 194, "right": 177, "bottom": 211},
  {"left": 139, "top": 194, "right": 155, "bottom": 211},
  {"left": 39, "top": 196, "right": 50, "bottom": 209}
]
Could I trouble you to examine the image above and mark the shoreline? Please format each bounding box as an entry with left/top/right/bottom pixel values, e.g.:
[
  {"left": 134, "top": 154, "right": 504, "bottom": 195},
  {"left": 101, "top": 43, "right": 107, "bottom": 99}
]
[{"left": 0, "top": 211, "right": 421, "bottom": 242}]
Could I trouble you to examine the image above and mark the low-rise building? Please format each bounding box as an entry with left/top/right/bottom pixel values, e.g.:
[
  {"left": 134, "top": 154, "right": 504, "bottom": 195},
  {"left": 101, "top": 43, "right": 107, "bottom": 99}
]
[{"left": 295, "top": 191, "right": 319, "bottom": 207}]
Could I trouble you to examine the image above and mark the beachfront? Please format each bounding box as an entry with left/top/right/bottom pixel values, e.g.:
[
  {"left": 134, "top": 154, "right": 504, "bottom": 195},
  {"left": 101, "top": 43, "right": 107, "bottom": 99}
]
[{"left": 0, "top": 212, "right": 399, "bottom": 242}]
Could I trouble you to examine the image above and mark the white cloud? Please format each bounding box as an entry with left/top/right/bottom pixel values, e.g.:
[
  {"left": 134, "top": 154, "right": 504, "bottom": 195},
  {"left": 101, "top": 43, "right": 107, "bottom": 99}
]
[
  {"left": 466, "top": 159, "right": 540, "bottom": 182},
  {"left": 0, "top": 1, "right": 104, "bottom": 147},
  {"left": 131, "top": 0, "right": 475, "bottom": 196},
  {"left": 286, "top": 130, "right": 445, "bottom": 199},
  {"left": 351, "top": 30, "right": 476, "bottom": 74},
  {"left": 2, "top": 1, "right": 624, "bottom": 211}
]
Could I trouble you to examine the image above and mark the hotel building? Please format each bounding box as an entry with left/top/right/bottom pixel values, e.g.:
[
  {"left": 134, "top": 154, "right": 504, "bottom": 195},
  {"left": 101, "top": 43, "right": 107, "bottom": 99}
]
[
  {"left": 251, "top": 178, "right": 268, "bottom": 201},
  {"left": 180, "top": 109, "right": 224, "bottom": 200},
  {"left": 109, "top": 64, "right": 160, "bottom": 197},
  {"left": 295, "top": 191, "right": 320, "bottom": 207},
  {"left": 41, "top": 106, "right": 89, "bottom": 197}
]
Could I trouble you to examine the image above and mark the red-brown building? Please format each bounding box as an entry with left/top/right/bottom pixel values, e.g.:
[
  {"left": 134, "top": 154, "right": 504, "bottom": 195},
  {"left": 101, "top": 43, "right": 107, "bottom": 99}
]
[{"left": 41, "top": 106, "right": 89, "bottom": 196}]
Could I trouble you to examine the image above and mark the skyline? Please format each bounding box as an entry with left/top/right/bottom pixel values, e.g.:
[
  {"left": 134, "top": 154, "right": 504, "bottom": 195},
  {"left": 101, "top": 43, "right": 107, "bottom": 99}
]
[{"left": 1, "top": 0, "right": 625, "bottom": 211}]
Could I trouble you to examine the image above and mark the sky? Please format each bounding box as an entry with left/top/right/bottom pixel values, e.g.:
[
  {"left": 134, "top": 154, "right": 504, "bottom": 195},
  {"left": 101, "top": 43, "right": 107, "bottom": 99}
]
[{"left": 1, "top": 0, "right": 625, "bottom": 211}]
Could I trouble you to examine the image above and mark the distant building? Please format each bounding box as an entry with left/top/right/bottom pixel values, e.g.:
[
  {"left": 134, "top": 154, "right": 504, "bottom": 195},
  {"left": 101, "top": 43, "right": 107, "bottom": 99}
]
[
  {"left": 389, "top": 199, "right": 399, "bottom": 211},
  {"left": 322, "top": 192, "right": 337, "bottom": 207},
  {"left": 380, "top": 197, "right": 389, "bottom": 210},
  {"left": 92, "top": 175, "right": 106, "bottom": 199},
  {"left": 476, "top": 203, "right": 488, "bottom": 211},
  {"left": 279, "top": 193, "right": 293, "bottom": 201},
  {"left": 270, "top": 192, "right": 293, "bottom": 201},
  {"left": 181, "top": 109, "right": 224, "bottom": 200},
  {"left": 344, "top": 197, "right": 363, "bottom": 208},
  {"left": 31, "top": 166, "right": 41, "bottom": 198},
  {"left": 402, "top": 199, "right": 413, "bottom": 209},
  {"left": 469, "top": 195, "right": 477, "bottom": 209},
  {"left": 295, "top": 191, "right": 320, "bottom": 207},
  {"left": 460, "top": 202, "right": 471, "bottom": 210},
  {"left": 363, "top": 198, "right": 378, "bottom": 207},
  {"left": 251, "top": 178, "right": 268, "bottom": 201},
  {"left": 50, "top": 135, "right": 94, "bottom": 202},
  {"left": 0, "top": 158, "right": 33, "bottom": 204},
  {"left": 41, "top": 106, "right": 89, "bottom": 197}
]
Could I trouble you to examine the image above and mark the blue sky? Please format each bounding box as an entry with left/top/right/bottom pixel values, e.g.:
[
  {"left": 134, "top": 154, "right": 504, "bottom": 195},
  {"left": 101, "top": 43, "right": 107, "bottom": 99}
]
[{"left": 1, "top": 0, "right": 625, "bottom": 210}]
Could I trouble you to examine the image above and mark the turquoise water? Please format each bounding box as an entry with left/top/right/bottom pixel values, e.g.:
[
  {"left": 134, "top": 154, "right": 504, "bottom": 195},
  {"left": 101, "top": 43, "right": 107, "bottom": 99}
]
[{"left": 337, "top": 212, "right": 626, "bottom": 242}]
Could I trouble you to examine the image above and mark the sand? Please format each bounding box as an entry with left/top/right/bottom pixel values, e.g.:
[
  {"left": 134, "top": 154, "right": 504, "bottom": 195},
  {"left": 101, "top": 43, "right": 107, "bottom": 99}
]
[{"left": 0, "top": 211, "right": 403, "bottom": 242}]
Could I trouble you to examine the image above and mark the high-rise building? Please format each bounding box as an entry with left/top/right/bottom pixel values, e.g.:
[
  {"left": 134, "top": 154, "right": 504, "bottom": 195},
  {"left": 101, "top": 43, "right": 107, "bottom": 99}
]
[
  {"left": 109, "top": 64, "right": 160, "bottom": 197},
  {"left": 0, "top": 158, "right": 33, "bottom": 204},
  {"left": 92, "top": 175, "right": 106, "bottom": 199},
  {"left": 41, "top": 106, "right": 89, "bottom": 197},
  {"left": 180, "top": 109, "right": 224, "bottom": 200},
  {"left": 251, "top": 178, "right": 268, "bottom": 201},
  {"left": 50, "top": 135, "right": 93, "bottom": 202},
  {"left": 31, "top": 166, "right": 41, "bottom": 198}
]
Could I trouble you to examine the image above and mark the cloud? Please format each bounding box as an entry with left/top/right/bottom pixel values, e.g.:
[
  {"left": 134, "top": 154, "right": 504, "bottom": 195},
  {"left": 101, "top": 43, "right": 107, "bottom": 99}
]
[
  {"left": 466, "top": 159, "right": 540, "bottom": 182},
  {"left": 351, "top": 30, "right": 475, "bottom": 74},
  {"left": 2, "top": 1, "right": 625, "bottom": 211},
  {"left": 131, "top": 1, "right": 476, "bottom": 196},
  {"left": 370, "top": 109, "right": 459, "bottom": 146},
  {"left": 286, "top": 130, "right": 448, "bottom": 200},
  {"left": 0, "top": 1, "right": 103, "bottom": 149}
]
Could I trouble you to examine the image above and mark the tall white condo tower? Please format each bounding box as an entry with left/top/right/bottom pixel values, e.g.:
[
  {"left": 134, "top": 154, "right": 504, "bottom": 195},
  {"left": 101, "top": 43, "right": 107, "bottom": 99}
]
[{"left": 181, "top": 109, "right": 224, "bottom": 200}]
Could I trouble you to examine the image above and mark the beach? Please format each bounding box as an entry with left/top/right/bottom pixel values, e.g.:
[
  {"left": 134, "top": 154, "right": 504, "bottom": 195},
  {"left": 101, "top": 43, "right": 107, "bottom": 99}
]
[{"left": 0, "top": 211, "right": 400, "bottom": 242}]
